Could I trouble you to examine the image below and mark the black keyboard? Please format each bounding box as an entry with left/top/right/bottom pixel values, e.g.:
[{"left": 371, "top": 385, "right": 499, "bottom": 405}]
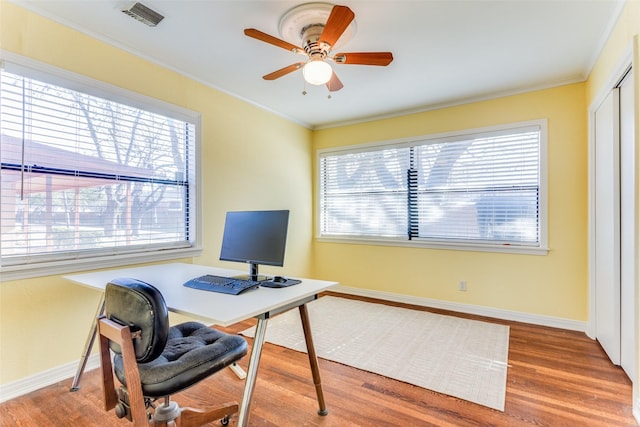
[{"left": 183, "top": 275, "right": 260, "bottom": 295}]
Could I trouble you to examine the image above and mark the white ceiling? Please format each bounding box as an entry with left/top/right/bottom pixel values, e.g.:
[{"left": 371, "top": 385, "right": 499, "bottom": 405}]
[{"left": 12, "top": 0, "right": 624, "bottom": 129}]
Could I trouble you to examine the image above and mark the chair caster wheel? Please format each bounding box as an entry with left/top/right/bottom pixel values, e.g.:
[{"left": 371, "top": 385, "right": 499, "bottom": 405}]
[
  {"left": 115, "top": 402, "right": 128, "bottom": 419},
  {"left": 221, "top": 415, "right": 230, "bottom": 426}
]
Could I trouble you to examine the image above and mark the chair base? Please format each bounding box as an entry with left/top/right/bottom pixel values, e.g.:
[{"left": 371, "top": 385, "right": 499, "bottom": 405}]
[
  {"left": 168, "top": 403, "right": 238, "bottom": 427},
  {"left": 152, "top": 400, "right": 180, "bottom": 423},
  {"left": 114, "top": 394, "right": 238, "bottom": 426}
]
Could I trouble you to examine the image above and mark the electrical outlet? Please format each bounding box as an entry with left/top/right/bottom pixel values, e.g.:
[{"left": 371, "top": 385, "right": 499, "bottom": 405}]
[{"left": 459, "top": 280, "right": 467, "bottom": 291}]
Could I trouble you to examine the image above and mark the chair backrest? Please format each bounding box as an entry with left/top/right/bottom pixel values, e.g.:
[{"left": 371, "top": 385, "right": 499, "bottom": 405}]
[{"left": 105, "top": 278, "right": 169, "bottom": 363}]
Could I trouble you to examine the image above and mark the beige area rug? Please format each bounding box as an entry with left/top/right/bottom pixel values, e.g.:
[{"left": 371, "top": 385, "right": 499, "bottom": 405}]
[{"left": 241, "top": 296, "right": 509, "bottom": 411}]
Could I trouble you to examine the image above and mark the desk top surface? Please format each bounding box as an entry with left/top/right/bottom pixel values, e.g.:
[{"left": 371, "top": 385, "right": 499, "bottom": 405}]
[{"left": 64, "top": 263, "right": 337, "bottom": 326}]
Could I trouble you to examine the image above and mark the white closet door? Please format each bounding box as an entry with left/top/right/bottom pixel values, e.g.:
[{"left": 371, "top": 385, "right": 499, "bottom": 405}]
[
  {"left": 594, "top": 89, "right": 621, "bottom": 365},
  {"left": 619, "top": 71, "right": 635, "bottom": 379}
]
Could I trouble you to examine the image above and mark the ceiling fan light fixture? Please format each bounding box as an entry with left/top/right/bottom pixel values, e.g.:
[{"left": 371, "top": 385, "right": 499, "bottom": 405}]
[{"left": 303, "top": 60, "right": 332, "bottom": 85}]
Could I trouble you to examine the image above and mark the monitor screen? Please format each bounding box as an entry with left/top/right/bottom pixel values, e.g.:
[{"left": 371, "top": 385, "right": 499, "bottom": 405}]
[{"left": 219, "top": 210, "right": 290, "bottom": 279}]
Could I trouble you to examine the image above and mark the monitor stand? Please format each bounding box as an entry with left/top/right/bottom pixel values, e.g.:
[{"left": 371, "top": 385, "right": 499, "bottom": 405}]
[
  {"left": 233, "top": 263, "right": 268, "bottom": 282},
  {"left": 250, "top": 263, "right": 259, "bottom": 282}
]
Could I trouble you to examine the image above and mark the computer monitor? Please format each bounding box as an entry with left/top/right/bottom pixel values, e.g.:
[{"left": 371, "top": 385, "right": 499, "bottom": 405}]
[{"left": 219, "top": 210, "right": 290, "bottom": 281}]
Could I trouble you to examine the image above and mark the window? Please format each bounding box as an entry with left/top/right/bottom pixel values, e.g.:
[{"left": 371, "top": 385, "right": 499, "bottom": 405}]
[
  {"left": 318, "top": 121, "right": 547, "bottom": 254},
  {"left": 1, "top": 59, "right": 201, "bottom": 280}
]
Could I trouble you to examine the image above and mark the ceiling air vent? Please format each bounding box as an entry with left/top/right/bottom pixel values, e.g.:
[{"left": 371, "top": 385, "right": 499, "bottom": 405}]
[{"left": 122, "top": 2, "right": 164, "bottom": 27}]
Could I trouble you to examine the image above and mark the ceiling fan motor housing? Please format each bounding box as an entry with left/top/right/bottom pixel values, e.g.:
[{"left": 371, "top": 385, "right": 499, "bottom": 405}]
[{"left": 301, "top": 24, "right": 330, "bottom": 60}]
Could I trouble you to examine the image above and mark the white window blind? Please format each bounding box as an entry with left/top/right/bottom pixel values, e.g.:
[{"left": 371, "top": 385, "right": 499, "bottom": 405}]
[
  {"left": 1, "top": 66, "right": 198, "bottom": 271},
  {"left": 414, "top": 128, "right": 540, "bottom": 243},
  {"left": 320, "top": 147, "right": 410, "bottom": 237},
  {"left": 319, "top": 122, "right": 545, "bottom": 250}
]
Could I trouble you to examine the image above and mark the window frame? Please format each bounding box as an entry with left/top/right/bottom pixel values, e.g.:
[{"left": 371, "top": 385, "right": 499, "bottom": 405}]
[
  {"left": 0, "top": 53, "right": 203, "bottom": 281},
  {"left": 316, "top": 119, "right": 548, "bottom": 255}
]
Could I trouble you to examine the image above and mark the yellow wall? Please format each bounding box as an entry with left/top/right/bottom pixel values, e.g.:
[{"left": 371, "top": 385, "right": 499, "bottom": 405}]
[
  {"left": 312, "top": 84, "right": 588, "bottom": 320},
  {"left": 0, "top": 3, "right": 312, "bottom": 384}
]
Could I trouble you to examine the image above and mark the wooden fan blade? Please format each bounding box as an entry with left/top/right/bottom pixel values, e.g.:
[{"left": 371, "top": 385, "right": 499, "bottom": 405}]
[
  {"left": 326, "top": 72, "right": 344, "bottom": 92},
  {"left": 244, "top": 28, "right": 305, "bottom": 54},
  {"left": 333, "top": 52, "right": 394, "bottom": 66},
  {"left": 263, "top": 63, "right": 304, "bottom": 80},
  {"left": 319, "top": 5, "right": 355, "bottom": 47}
]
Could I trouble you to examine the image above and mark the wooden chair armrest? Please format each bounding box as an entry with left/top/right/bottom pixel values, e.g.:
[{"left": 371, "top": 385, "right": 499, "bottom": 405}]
[{"left": 98, "top": 316, "right": 148, "bottom": 426}]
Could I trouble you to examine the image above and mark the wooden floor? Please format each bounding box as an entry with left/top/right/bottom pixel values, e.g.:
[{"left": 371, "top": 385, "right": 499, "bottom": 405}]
[{"left": 0, "top": 293, "right": 636, "bottom": 426}]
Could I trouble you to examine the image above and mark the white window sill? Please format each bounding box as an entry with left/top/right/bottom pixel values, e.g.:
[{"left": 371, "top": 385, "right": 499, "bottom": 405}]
[
  {"left": 0, "top": 247, "right": 203, "bottom": 282},
  {"left": 316, "top": 236, "right": 549, "bottom": 256}
]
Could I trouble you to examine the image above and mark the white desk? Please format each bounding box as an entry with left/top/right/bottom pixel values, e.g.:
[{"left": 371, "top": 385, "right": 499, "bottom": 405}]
[{"left": 64, "top": 262, "right": 337, "bottom": 426}]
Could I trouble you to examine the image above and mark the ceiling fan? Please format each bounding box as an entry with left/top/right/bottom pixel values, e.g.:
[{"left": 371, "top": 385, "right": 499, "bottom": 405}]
[{"left": 244, "top": 3, "right": 393, "bottom": 92}]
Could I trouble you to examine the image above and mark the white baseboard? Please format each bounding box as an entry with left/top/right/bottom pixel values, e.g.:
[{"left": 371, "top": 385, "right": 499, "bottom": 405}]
[
  {"left": 331, "top": 285, "right": 588, "bottom": 333},
  {"left": 0, "top": 355, "right": 100, "bottom": 403}
]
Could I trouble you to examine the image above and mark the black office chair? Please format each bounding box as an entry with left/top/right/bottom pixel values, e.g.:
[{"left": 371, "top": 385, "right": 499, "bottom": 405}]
[{"left": 97, "top": 277, "right": 248, "bottom": 427}]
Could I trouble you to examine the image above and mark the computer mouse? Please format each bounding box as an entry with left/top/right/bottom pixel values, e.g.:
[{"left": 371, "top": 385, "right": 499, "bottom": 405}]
[{"left": 272, "top": 276, "right": 287, "bottom": 283}]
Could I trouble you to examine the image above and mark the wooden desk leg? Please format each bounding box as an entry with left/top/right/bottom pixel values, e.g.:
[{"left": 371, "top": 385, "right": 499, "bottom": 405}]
[
  {"left": 299, "top": 303, "right": 328, "bottom": 416},
  {"left": 70, "top": 295, "right": 106, "bottom": 391},
  {"left": 237, "top": 317, "right": 269, "bottom": 427}
]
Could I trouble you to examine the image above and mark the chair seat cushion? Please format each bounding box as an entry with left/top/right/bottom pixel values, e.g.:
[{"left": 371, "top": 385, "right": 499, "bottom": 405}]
[{"left": 114, "top": 321, "right": 247, "bottom": 397}]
